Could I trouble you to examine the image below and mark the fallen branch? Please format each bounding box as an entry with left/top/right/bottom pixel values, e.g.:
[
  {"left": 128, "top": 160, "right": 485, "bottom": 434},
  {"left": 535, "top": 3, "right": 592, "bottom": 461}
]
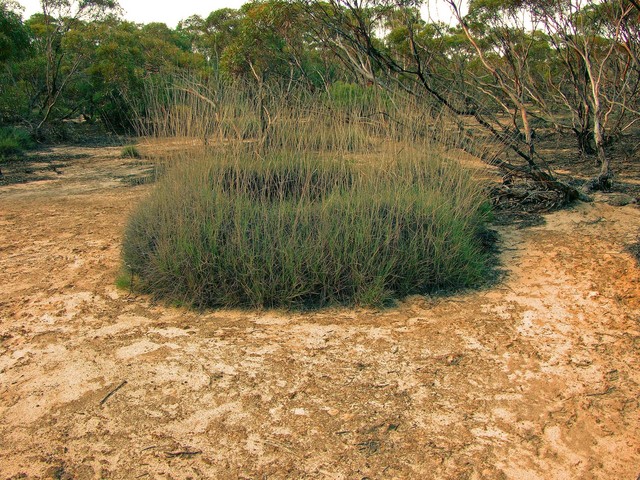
[
  {"left": 489, "top": 169, "right": 580, "bottom": 214},
  {"left": 586, "top": 386, "right": 616, "bottom": 397},
  {"left": 99, "top": 380, "right": 127, "bottom": 406},
  {"left": 165, "top": 448, "right": 203, "bottom": 458}
]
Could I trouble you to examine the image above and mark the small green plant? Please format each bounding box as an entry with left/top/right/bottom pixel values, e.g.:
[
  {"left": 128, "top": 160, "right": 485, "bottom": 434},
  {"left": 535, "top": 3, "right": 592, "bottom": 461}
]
[
  {"left": 115, "top": 271, "right": 133, "bottom": 290},
  {"left": 121, "top": 145, "right": 141, "bottom": 159}
]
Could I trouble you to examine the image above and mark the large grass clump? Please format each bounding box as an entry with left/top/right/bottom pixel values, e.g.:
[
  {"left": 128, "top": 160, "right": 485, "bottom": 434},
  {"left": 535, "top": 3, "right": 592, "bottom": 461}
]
[{"left": 123, "top": 144, "right": 492, "bottom": 309}]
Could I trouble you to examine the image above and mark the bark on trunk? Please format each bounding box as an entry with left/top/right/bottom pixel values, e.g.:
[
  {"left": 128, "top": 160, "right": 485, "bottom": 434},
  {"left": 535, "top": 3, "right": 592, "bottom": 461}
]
[
  {"left": 520, "top": 106, "right": 536, "bottom": 168},
  {"left": 586, "top": 113, "right": 613, "bottom": 191},
  {"left": 574, "top": 127, "right": 596, "bottom": 155}
]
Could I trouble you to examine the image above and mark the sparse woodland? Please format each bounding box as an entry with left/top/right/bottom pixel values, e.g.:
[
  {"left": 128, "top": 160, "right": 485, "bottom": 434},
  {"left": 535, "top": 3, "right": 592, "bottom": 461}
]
[{"left": 1, "top": 0, "right": 638, "bottom": 181}]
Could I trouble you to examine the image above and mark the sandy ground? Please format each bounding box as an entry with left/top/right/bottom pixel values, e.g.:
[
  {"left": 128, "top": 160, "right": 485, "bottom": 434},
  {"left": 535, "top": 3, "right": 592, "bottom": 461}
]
[{"left": 0, "top": 146, "right": 639, "bottom": 479}]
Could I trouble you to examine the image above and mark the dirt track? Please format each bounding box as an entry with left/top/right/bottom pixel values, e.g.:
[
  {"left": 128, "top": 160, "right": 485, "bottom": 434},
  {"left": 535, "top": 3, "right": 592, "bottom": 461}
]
[{"left": 1, "top": 146, "right": 639, "bottom": 479}]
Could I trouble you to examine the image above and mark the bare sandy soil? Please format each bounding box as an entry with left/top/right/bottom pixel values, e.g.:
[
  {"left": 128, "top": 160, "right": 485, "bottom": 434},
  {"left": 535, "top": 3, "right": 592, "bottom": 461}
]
[{"left": 1, "top": 145, "right": 639, "bottom": 479}]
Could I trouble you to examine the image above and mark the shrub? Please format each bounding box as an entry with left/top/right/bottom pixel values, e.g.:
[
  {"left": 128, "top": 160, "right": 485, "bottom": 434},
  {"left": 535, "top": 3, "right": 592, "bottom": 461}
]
[
  {"left": 327, "top": 81, "right": 385, "bottom": 114},
  {"left": 0, "top": 126, "right": 34, "bottom": 159},
  {"left": 121, "top": 145, "right": 141, "bottom": 158},
  {"left": 0, "top": 137, "right": 22, "bottom": 158},
  {"left": 123, "top": 146, "right": 491, "bottom": 309}
]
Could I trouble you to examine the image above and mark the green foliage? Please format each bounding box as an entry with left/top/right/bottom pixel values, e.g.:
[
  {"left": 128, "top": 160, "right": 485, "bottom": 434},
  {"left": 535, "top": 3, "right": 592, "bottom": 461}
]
[
  {"left": 220, "top": 1, "right": 293, "bottom": 78},
  {"left": 120, "top": 144, "right": 141, "bottom": 158},
  {"left": 0, "top": 126, "right": 34, "bottom": 159},
  {"left": 0, "top": 137, "right": 21, "bottom": 158},
  {"left": 115, "top": 270, "right": 133, "bottom": 290},
  {"left": 0, "top": 1, "right": 31, "bottom": 62},
  {"left": 328, "top": 81, "right": 376, "bottom": 107},
  {"left": 123, "top": 143, "right": 491, "bottom": 309}
]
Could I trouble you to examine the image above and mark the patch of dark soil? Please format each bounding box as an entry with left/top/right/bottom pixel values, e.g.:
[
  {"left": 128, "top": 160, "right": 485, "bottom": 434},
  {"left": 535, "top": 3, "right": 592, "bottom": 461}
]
[
  {"left": 0, "top": 157, "right": 68, "bottom": 186},
  {"left": 610, "top": 181, "right": 640, "bottom": 201},
  {"left": 626, "top": 237, "right": 640, "bottom": 264},
  {"left": 477, "top": 226, "right": 500, "bottom": 252},
  {"left": 115, "top": 171, "right": 158, "bottom": 186},
  {"left": 605, "top": 193, "right": 638, "bottom": 207},
  {"left": 491, "top": 211, "right": 546, "bottom": 229},
  {"left": 27, "top": 151, "right": 91, "bottom": 162},
  {"left": 38, "top": 121, "right": 129, "bottom": 147}
]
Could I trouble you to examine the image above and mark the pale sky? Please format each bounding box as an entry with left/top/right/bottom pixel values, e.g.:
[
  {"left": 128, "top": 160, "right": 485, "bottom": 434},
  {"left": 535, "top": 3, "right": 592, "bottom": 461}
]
[{"left": 16, "top": 0, "right": 455, "bottom": 27}]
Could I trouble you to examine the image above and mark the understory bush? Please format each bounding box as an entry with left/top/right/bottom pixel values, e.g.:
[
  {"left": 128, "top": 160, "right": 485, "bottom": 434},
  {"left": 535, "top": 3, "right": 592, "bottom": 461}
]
[
  {"left": 123, "top": 145, "right": 492, "bottom": 309},
  {"left": 0, "top": 126, "right": 34, "bottom": 159}
]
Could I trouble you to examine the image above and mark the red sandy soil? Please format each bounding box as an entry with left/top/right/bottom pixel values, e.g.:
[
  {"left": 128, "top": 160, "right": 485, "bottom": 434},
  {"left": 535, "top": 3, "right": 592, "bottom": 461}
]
[{"left": 0, "top": 144, "right": 639, "bottom": 479}]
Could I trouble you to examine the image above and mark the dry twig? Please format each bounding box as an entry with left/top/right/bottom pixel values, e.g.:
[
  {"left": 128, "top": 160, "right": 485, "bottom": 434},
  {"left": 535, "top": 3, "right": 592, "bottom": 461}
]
[{"left": 99, "top": 380, "right": 127, "bottom": 406}]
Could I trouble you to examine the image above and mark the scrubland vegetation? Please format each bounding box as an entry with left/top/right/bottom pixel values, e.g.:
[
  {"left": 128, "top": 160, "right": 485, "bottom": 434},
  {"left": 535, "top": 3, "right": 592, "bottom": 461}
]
[{"left": 1, "top": 0, "right": 639, "bottom": 306}]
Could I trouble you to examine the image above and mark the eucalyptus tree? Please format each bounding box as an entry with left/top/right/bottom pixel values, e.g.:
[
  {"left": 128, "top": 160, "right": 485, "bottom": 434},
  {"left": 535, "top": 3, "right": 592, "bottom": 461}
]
[
  {"left": 0, "top": 1, "right": 30, "bottom": 63},
  {"left": 217, "top": 0, "right": 326, "bottom": 89},
  {"left": 535, "top": 0, "right": 639, "bottom": 188},
  {"left": 0, "top": 1, "right": 33, "bottom": 123},
  {"left": 305, "top": 0, "right": 526, "bottom": 160},
  {"left": 447, "top": 0, "right": 554, "bottom": 167},
  {"left": 191, "top": 9, "right": 243, "bottom": 67},
  {"left": 31, "top": 0, "right": 120, "bottom": 134},
  {"left": 302, "top": 0, "right": 578, "bottom": 202}
]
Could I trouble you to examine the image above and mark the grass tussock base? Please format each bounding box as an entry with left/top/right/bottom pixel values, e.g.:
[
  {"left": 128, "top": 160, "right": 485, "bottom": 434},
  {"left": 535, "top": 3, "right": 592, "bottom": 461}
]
[{"left": 123, "top": 145, "right": 492, "bottom": 309}]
